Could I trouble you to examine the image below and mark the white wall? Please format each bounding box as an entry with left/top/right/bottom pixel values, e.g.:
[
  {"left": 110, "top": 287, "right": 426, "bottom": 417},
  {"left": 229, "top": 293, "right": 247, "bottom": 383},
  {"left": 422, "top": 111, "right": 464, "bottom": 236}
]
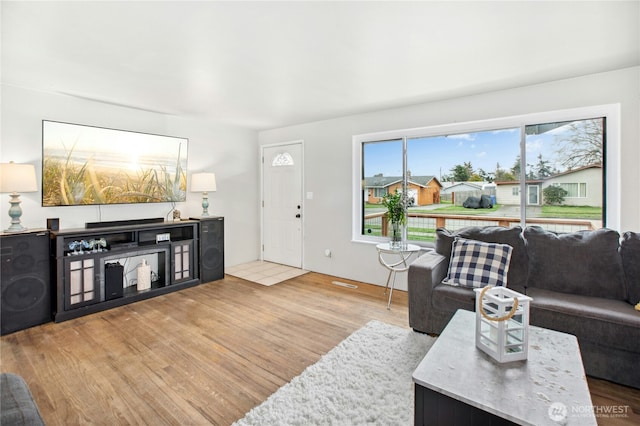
[
  {"left": 0, "top": 84, "right": 260, "bottom": 268},
  {"left": 496, "top": 184, "right": 520, "bottom": 206},
  {"left": 258, "top": 67, "right": 640, "bottom": 290}
]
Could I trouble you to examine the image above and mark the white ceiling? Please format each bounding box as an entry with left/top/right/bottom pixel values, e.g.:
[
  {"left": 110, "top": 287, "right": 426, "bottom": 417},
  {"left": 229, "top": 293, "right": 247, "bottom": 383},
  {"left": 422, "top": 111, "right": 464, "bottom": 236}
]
[{"left": 2, "top": 1, "right": 639, "bottom": 130}]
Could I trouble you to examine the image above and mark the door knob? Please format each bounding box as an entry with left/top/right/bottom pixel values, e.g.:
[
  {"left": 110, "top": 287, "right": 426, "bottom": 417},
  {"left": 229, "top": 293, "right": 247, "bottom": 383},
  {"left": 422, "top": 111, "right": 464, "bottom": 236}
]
[{"left": 296, "top": 214, "right": 301, "bottom": 218}]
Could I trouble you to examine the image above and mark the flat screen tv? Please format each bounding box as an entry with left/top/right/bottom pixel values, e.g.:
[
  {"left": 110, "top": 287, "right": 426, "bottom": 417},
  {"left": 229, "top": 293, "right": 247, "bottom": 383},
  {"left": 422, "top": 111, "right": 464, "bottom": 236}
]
[{"left": 42, "top": 120, "right": 188, "bottom": 206}]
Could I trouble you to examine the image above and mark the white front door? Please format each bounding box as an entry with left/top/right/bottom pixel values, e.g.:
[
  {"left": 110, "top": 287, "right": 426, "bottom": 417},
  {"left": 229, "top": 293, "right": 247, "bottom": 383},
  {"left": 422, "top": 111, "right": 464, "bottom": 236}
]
[
  {"left": 407, "top": 188, "right": 418, "bottom": 206},
  {"left": 527, "top": 185, "right": 540, "bottom": 205},
  {"left": 262, "top": 142, "right": 303, "bottom": 268}
]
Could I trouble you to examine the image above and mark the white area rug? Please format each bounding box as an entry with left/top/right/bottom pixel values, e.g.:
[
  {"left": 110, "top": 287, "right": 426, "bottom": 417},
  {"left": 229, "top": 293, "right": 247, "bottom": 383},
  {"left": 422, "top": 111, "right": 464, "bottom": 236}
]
[{"left": 233, "top": 320, "right": 436, "bottom": 426}]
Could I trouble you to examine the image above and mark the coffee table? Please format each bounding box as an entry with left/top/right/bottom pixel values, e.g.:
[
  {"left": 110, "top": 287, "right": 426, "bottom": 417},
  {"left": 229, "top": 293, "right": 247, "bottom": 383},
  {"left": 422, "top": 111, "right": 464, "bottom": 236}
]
[{"left": 412, "top": 309, "right": 596, "bottom": 425}]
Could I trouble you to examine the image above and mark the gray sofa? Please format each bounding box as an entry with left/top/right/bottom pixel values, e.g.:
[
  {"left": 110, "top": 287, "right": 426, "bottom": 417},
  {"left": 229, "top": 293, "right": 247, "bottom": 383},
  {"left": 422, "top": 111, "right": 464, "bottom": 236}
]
[
  {"left": 408, "top": 225, "right": 640, "bottom": 389},
  {"left": 1, "top": 373, "right": 45, "bottom": 425}
]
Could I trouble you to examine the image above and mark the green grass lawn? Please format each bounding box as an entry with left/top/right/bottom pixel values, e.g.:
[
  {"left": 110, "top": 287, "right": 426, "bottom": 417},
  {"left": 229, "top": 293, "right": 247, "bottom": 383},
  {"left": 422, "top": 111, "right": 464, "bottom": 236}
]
[
  {"left": 541, "top": 205, "right": 602, "bottom": 219},
  {"left": 364, "top": 224, "right": 437, "bottom": 242}
]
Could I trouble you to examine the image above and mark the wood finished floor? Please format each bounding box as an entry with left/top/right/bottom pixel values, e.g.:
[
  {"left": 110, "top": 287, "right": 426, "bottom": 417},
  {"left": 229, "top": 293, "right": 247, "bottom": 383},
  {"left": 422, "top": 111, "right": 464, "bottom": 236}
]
[{"left": 1, "top": 272, "right": 639, "bottom": 426}]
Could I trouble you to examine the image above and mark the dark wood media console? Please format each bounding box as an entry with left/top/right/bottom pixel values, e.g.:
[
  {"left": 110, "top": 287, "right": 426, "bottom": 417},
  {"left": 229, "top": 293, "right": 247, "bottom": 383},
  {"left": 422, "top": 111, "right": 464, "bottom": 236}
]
[{"left": 50, "top": 219, "right": 223, "bottom": 322}]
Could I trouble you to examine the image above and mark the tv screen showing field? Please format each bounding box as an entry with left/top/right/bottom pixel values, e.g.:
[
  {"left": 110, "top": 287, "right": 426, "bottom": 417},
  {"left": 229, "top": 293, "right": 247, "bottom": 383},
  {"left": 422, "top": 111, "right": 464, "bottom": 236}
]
[{"left": 42, "top": 121, "right": 188, "bottom": 206}]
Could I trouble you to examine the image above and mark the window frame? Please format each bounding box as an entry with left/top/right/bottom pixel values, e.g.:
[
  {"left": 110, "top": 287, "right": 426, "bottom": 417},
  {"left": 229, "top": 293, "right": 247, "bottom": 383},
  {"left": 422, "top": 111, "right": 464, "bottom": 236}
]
[{"left": 352, "top": 104, "right": 621, "bottom": 245}]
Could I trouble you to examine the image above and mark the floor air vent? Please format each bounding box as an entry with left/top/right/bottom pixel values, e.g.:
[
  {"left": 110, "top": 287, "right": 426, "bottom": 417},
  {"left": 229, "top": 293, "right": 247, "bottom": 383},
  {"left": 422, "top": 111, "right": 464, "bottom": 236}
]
[{"left": 331, "top": 281, "right": 358, "bottom": 289}]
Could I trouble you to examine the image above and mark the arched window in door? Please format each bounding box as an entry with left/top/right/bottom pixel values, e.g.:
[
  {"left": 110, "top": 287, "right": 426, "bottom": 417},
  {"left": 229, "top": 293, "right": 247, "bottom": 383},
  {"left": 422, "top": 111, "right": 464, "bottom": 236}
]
[{"left": 272, "top": 152, "right": 294, "bottom": 167}]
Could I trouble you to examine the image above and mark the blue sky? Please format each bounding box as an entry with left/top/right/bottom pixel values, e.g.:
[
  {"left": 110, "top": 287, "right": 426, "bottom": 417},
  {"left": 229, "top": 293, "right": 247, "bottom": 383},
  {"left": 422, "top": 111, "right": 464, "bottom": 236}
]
[{"left": 363, "top": 125, "right": 578, "bottom": 180}]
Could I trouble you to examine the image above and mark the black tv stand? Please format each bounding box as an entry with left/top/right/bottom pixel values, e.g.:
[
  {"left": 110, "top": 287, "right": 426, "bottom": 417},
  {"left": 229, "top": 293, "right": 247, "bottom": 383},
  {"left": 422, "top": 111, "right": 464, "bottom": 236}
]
[{"left": 50, "top": 219, "right": 221, "bottom": 322}]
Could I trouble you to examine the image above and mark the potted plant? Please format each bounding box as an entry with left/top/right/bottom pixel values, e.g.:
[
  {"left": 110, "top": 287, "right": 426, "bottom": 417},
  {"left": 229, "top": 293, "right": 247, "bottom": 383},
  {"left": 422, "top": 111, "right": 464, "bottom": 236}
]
[{"left": 382, "top": 190, "right": 408, "bottom": 248}]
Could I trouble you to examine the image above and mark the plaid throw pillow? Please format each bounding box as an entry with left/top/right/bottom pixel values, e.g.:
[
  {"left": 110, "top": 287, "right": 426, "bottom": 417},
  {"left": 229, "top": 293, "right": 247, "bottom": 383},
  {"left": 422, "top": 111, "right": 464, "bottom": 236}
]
[{"left": 443, "top": 237, "right": 513, "bottom": 288}]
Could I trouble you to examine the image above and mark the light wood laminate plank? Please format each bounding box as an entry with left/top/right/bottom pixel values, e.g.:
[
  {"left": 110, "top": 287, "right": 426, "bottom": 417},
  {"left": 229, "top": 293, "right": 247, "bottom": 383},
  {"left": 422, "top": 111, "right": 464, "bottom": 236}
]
[{"left": 1, "top": 273, "right": 638, "bottom": 425}]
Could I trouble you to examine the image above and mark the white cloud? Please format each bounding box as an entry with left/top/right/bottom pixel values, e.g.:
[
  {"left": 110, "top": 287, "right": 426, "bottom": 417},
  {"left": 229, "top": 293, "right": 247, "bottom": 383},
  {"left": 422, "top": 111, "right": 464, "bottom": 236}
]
[
  {"left": 492, "top": 128, "right": 519, "bottom": 135},
  {"left": 449, "top": 133, "right": 475, "bottom": 141},
  {"left": 526, "top": 138, "right": 544, "bottom": 152}
]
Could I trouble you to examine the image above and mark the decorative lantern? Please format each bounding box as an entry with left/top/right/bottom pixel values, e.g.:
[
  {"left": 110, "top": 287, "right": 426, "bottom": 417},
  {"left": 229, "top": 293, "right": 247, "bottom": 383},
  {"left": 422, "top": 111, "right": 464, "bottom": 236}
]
[{"left": 474, "top": 286, "right": 532, "bottom": 363}]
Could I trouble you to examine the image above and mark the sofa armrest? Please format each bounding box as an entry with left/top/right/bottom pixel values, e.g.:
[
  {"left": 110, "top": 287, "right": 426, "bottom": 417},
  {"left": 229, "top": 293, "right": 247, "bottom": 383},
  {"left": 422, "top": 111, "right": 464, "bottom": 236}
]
[
  {"left": 409, "top": 250, "right": 448, "bottom": 289},
  {"left": 408, "top": 251, "right": 449, "bottom": 333}
]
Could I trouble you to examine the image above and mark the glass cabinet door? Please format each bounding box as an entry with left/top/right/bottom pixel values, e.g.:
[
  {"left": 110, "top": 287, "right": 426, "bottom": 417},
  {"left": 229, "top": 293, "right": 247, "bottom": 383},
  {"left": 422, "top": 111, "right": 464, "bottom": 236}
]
[
  {"left": 65, "top": 257, "right": 99, "bottom": 309},
  {"left": 172, "top": 240, "right": 193, "bottom": 283}
]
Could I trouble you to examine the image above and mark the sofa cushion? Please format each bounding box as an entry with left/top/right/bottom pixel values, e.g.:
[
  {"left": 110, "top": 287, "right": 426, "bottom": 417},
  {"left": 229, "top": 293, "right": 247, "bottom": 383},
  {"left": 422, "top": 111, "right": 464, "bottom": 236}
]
[
  {"left": 527, "top": 288, "right": 640, "bottom": 353},
  {"left": 443, "top": 237, "right": 512, "bottom": 288},
  {"left": 621, "top": 231, "right": 640, "bottom": 304},
  {"left": 435, "top": 227, "right": 457, "bottom": 258},
  {"left": 435, "top": 226, "right": 527, "bottom": 292},
  {"left": 524, "top": 226, "right": 626, "bottom": 300},
  {"left": 431, "top": 284, "right": 476, "bottom": 313}
]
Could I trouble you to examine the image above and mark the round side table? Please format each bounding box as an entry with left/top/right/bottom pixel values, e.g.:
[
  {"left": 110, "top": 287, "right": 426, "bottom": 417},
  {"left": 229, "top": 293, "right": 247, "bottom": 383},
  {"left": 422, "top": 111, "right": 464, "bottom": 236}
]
[{"left": 376, "top": 242, "right": 421, "bottom": 310}]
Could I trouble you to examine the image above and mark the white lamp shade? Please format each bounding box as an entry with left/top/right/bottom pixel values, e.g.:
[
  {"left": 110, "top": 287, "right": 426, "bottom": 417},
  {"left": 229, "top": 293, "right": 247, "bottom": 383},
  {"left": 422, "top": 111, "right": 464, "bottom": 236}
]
[
  {"left": 0, "top": 162, "right": 38, "bottom": 193},
  {"left": 190, "top": 172, "right": 217, "bottom": 192}
]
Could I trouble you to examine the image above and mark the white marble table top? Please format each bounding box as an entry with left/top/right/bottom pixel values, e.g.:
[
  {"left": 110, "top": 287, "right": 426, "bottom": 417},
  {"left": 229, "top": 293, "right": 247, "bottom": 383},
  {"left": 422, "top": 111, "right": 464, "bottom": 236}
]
[
  {"left": 375, "top": 242, "right": 421, "bottom": 254},
  {"left": 413, "top": 309, "right": 596, "bottom": 426}
]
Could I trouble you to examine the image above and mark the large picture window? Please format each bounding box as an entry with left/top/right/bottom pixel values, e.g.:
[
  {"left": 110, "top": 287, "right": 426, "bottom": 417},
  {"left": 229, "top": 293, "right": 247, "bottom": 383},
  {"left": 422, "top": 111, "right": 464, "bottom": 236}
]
[{"left": 353, "top": 106, "right": 618, "bottom": 245}]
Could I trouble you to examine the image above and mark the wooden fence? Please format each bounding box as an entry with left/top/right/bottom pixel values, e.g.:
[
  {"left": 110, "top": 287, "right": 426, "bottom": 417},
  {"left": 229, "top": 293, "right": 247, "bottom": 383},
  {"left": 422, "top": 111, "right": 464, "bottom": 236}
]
[{"left": 366, "top": 212, "right": 595, "bottom": 240}]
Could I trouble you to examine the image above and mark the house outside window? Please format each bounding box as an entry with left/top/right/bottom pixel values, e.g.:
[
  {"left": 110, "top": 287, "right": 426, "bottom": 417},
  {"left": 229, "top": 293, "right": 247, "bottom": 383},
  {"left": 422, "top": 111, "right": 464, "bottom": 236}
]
[
  {"left": 353, "top": 105, "right": 618, "bottom": 245},
  {"left": 373, "top": 187, "right": 388, "bottom": 198},
  {"left": 555, "top": 183, "right": 587, "bottom": 198}
]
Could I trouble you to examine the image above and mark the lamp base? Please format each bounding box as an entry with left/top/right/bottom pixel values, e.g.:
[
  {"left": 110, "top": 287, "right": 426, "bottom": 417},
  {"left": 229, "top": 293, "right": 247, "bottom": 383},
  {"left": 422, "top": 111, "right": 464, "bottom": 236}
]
[
  {"left": 201, "top": 192, "right": 210, "bottom": 217},
  {"left": 5, "top": 193, "right": 27, "bottom": 232},
  {"left": 4, "top": 224, "right": 28, "bottom": 233}
]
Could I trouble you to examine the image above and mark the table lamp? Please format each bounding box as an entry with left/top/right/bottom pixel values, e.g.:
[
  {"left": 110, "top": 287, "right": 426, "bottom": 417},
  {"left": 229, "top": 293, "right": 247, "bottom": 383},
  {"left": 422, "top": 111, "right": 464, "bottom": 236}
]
[
  {"left": 0, "top": 161, "right": 38, "bottom": 232},
  {"left": 190, "top": 172, "right": 217, "bottom": 217}
]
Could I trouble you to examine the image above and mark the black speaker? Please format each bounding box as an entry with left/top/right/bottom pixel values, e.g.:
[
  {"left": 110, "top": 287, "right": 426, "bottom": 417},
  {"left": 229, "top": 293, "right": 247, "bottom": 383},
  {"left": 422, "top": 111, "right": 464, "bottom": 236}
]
[
  {"left": 197, "top": 217, "right": 224, "bottom": 283},
  {"left": 1, "top": 231, "right": 52, "bottom": 335},
  {"left": 105, "top": 262, "right": 124, "bottom": 300},
  {"left": 46, "top": 218, "right": 59, "bottom": 231}
]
